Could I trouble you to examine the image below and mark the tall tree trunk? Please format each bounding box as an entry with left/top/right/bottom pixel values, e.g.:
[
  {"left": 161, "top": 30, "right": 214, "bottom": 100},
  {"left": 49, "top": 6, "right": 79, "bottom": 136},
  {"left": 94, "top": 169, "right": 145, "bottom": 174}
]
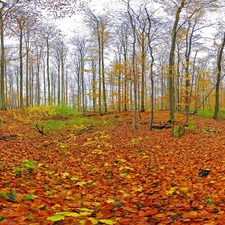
[
  {"left": 57, "top": 61, "right": 61, "bottom": 105},
  {"left": 140, "top": 31, "right": 145, "bottom": 112},
  {"left": 101, "top": 25, "right": 107, "bottom": 113},
  {"left": 127, "top": 2, "right": 137, "bottom": 129},
  {"left": 36, "top": 50, "right": 40, "bottom": 105},
  {"left": 97, "top": 22, "right": 102, "bottom": 115},
  {"left": 42, "top": 60, "right": 46, "bottom": 105},
  {"left": 46, "top": 39, "right": 51, "bottom": 105},
  {"left": 0, "top": 4, "right": 6, "bottom": 110},
  {"left": 213, "top": 32, "right": 225, "bottom": 120},
  {"left": 91, "top": 58, "right": 97, "bottom": 111},
  {"left": 118, "top": 55, "right": 121, "bottom": 112},
  {"left": 123, "top": 53, "right": 128, "bottom": 111},
  {"left": 184, "top": 20, "right": 196, "bottom": 122},
  {"left": 168, "top": 0, "right": 185, "bottom": 123},
  {"left": 19, "top": 24, "right": 24, "bottom": 109},
  {"left": 25, "top": 40, "right": 29, "bottom": 107},
  {"left": 61, "top": 55, "right": 64, "bottom": 103},
  {"left": 81, "top": 58, "right": 85, "bottom": 115}
]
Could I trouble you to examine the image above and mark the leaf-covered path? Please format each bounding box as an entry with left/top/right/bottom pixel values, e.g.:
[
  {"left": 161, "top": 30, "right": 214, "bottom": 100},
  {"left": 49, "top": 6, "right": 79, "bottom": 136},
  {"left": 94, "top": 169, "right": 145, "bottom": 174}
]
[{"left": 1, "top": 108, "right": 225, "bottom": 224}]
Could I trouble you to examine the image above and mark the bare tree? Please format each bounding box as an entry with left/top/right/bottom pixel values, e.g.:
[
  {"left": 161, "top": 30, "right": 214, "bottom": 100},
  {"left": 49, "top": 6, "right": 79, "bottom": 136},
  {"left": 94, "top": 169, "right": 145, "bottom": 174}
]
[{"left": 71, "top": 35, "right": 88, "bottom": 115}]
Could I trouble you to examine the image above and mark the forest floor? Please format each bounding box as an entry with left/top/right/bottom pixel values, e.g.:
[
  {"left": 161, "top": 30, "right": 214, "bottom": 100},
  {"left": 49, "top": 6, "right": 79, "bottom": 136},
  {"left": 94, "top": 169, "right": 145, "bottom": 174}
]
[{"left": 1, "top": 107, "right": 225, "bottom": 224}]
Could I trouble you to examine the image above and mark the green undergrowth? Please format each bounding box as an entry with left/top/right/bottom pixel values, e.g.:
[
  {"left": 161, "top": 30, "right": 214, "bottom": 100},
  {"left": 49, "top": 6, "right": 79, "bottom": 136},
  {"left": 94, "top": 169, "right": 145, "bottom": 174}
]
[
  {"left": 41, "top": 120, "right": 66, "bottom": 133},
  {"left": 197, "top": 109, "right": 225, "bottom": 118},
  {"left": 27, "top": 105, "right": 115, "bottom": 133}
]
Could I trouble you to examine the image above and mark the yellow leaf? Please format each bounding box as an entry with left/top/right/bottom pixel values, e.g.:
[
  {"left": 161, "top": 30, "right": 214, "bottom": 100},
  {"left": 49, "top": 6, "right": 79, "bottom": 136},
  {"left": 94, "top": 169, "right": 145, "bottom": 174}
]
[
  {"left": 104, "top": 163, "right": 110, "bottom": 167},
  {"left": 91, "top": 202, "right": 101, "bottom": 207},
  {"left": 60, "top": 144, "right": 66, "bottom": 149},
  {"left": 77, "top": 208, "right": 94, "bottom": 212},
  {"left": 65, "top": 212, "right": 79, "bottom": 217},
  {"left": 88, "top": 218, "right": 98, "bottom": 224},
  {"left": 79, "top": 220, "right": 86, "bottom": 225},
  {"left": 92, "top": 149, "right": 103, "bottom": 154},
  {"left": 52, "top": 204, "right": 61, "bottom": 210},
  {"left": 76, "top": 181, "right": 86, "bottom": 187},
  {"left": 38, "top": 163, "right": 43, "bottom": 167},
  {"left": 132, "top": 186, "right": 143, "bottom": 192},
  {"left": 99, "top": 219, "right": 116, "bottom": 224},
  {"left": 180, "top": 187, "right": 189, "bottom": 193},
  {"left": 126, "top": 175, "right": 131, "bottom": 179},
  {"left": 106, "top": 198, "right": 115, "bottom": 203},
  {"left": 160, "top": 166, "right": 165, "bottom": 170},
  {"left": 166, "top": 187, "right": 177, "bottom": 195},
  {"left": 142, "top": 156, "right": 149, "bottom": 159},
  {"left": 189, "top": 211, "right": 198, "bottom": 216},
  {"left": 61, "top": 172, "right": 70, "bottom": 179},
  {"left": 79, "top": 211, "right": 92, "bottom": 216},
  {"left": 67, "top": 191, "right": 72, "bottom": 196},
  {"left": 125, "top": 166, "right": 134, "bottom": 171},
  {"left": 120, "top": 159, "right": 126, "bottom": 163}
]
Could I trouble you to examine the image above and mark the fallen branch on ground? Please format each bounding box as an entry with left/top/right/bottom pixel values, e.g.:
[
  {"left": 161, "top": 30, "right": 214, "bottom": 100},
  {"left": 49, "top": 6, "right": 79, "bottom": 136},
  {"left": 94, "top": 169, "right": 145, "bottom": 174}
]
[
  {"left": 36, "top": 124, "right": 45, "bottom": 136},
  {"left": 0, "top": 134, "right": 18, "bottom": 141}
]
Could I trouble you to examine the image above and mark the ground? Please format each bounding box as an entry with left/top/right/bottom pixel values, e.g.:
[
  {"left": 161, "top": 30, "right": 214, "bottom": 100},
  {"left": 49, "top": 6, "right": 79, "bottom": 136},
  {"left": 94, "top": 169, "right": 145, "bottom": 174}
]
[{"left": 1, "top": 107, "right": 225, "bottom": 224}]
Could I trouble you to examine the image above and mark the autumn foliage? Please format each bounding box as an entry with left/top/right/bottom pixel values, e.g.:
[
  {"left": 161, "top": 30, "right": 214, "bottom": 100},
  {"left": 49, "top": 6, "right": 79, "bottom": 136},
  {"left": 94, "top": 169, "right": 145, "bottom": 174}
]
[{"left": 1, "top": 107, "right": 225, "bottom": 224}]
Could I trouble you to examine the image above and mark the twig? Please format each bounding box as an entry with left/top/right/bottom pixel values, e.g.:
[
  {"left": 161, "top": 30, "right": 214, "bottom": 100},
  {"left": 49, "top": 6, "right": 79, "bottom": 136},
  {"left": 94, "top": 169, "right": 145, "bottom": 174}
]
[{"left": 36, "top": 124, "right": 45, "bottom": 136}]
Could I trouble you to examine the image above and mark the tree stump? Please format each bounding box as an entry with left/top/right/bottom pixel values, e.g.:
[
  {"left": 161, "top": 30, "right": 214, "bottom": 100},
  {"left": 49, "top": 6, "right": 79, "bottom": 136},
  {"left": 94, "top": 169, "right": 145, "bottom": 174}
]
[{"left": 172, "top": 125, "right": 185, "bottom": 137}]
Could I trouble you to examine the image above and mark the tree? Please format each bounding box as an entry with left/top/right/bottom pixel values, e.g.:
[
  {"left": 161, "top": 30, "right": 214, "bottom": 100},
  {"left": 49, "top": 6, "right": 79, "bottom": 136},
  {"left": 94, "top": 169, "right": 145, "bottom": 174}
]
[
  {"left": 40, "top": 23, "right": 59, "bottom": 105},
  {"left": 126, "top": 0, "right": 138, "bottom": 129},
  {"left": 168, "top": 0, "right": 186, "bottom": 123},
  {"left": 144, "top": 5, "right": 160, "bottom": 130},
  {"left": 71, "top": 35, "right": 88, "bottom": 115},
  {"left": 0, "top": 0, "right": 6, "bottom": 110},
  {"left": 213, "top": 32, "right": 225, "bottom": 119},
  {"left": 85, "top": 9, "right": 111, "bottom": 114}
]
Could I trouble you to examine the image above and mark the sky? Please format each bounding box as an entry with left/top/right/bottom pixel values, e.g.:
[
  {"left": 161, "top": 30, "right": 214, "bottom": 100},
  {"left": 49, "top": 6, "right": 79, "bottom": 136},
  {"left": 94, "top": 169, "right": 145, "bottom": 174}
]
[{"left": 55, "top": 0, "right": 125, "bottom": 37}]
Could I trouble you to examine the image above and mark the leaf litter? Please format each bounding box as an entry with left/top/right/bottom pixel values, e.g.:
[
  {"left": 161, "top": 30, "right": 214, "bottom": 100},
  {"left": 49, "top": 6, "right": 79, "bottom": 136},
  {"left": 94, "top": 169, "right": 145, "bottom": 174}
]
[{"left": 1, "top": 109, "right": 225, "bottom": 224}]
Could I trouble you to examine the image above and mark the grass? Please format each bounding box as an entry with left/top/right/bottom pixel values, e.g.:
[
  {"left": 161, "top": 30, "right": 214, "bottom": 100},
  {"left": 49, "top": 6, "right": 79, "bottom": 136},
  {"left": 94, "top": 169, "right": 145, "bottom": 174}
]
[
  {"left": 67, "top": 117, "right": 96, "bottom": 126},
  {"left": 197, "top": 109, "right": 214, "bottom": 118},
  {"left": 42, "top": 120, "right": 66, "bottom": 133},
  {"left": 28, "top": 105, "right": 118, "bottom": 134},
  {"left": 197, "top": 109, "right": 225, "bottom": 118},
  {"left": 55, "top": 103, "right": 76, "bottom": 118}
]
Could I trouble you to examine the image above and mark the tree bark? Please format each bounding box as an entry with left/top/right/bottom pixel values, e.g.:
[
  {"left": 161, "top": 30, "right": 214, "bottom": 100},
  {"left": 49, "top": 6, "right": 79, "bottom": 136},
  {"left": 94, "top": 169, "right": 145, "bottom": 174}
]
[
  {"left": 0, "top": 3, "right": 6, "bottom": 110},
  {"left": 213, "top": 32, "right": 225, "bottom": 120},
  {"left": 168, "top": 0, "right": 185, "bottom": 123}
]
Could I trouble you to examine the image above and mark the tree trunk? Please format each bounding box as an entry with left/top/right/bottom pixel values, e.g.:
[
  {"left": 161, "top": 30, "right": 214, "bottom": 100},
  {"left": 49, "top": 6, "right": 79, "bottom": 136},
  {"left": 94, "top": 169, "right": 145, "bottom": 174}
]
[
  {"left": 213, "top": 32, "right": 225, "bottom": 120},
  {"left": 101, "top": 24, "right": 107, "bottom": 113},
  {"left": 97, "top": 22, "right": 102, "bottom": 115},
  {"left": 0, "top": 4, "right": 6, "bottom": 110},
  {"left": 140, "top": 31, "right": 146, "bottom": 112},
  {"left": 19, "top": 23, "right": 24, "bottom": 109},
  {"left": 168, "top": 0, "right": 185, "bottom": 123},
  {"left": 46, "top": 39, "right": 51, "bottom": 105}
]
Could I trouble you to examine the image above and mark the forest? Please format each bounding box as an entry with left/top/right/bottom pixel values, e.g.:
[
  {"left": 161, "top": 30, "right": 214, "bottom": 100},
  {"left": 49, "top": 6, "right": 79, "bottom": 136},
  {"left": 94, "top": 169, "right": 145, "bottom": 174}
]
[
  {"left": 1, "top": 0, "right": 225, "bottom": 224},
  {"left": 0, "top": 0, "right": 225, "bottom": 122}
]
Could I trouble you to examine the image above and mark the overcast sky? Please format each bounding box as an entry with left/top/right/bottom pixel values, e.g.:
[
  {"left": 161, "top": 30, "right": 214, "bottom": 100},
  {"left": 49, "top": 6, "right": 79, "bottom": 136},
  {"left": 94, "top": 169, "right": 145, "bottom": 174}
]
[{"left": 55, "top": 0, "right": 125, "bottom": 37}]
